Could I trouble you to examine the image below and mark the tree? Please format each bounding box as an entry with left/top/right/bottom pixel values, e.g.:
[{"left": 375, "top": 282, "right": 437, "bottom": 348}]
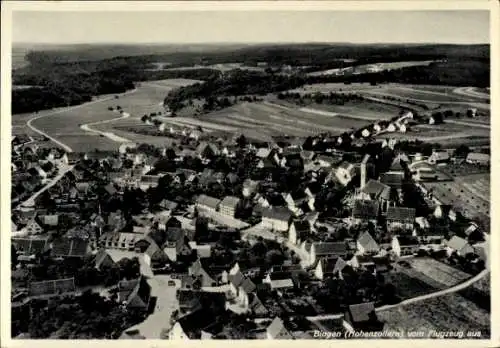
[
  {"left": 454, "top": 144, "right": 470, "bottom": 158},
  {"left": 265, "top": 249, "right": 285, "bottom": 266}
]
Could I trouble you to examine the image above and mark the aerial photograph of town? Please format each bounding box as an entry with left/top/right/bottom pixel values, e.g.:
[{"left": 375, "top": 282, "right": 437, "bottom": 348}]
[{"left": 5, "top": 3, "right": 494, "bottom": 343}]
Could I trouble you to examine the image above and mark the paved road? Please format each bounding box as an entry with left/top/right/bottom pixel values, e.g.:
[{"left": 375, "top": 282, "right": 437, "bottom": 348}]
[
  {"left": 25, "top": 88, "right": 138, "bottom": 152},
  {"left": 16, "top": 163, "right": 75, "bottom": 209},
  {"left": 80, "top": 111, "right": 132, "bottom": 143},
  {"left": 307, "top": 269, "right": 489, "bottom": 321}
]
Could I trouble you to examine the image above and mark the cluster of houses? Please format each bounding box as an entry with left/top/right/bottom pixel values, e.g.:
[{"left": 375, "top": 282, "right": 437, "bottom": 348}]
[{"left": 11, "top": 119, "right": 489, "bottom": 339}]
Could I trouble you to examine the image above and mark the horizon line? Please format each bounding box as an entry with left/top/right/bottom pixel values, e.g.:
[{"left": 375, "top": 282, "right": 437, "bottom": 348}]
[{"left": 13, "top": 41, "right": 490, "bottom": 46}]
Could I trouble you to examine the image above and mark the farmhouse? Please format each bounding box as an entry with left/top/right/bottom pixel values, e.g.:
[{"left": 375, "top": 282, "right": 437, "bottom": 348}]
[
  {"left": 93, "top": 249, "right": 116, "bottom": 270},
  {"left": 261, "top": 207, "right": 293, "bottom": 232},
  {"left": 391, "top": 236, "right": 419, "bottom": 257},
  {"left": 466, "top": 152, "right": 490, "bottom": 165},
  {"left": 144, "top": 241, "right": 169, "bottom": 270},
  {"left": 386, "top": 206, "right": 416, "bottom": 233}
]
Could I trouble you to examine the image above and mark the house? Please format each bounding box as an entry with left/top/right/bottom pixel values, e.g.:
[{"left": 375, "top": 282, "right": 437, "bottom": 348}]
[
  {"left": 242, "top": 179, "right": 259, "bottom": 198},
  {"left": 144, "top": 241, "right": 169, "bottom": 270},
  {"left": 67, "top": 153, "right": 82, "bottom": 164},
  {"left": 446, "top": 236, "right": 474, "bottom": 256},
  {"left": 413, "top": 227, "right": 445, "bottom": 245},
  {"left": 283, "top": 190, "right": 309, "bottom": 213},
  {"left": 266, "top": 317, "right": 293, "bottom": 339},
  {"left": 28, "top": 278, "right": 76, "bottom": 299},
  {"left": 466, "top": 152, "right": 490, "bottom": 165},
  {"left": 219, "top": 196, "right": 240, "bottom": 217},
  {"left": 386, "top": 206, "right": 416, "bottom": 233},
  {"left": 348, "top": 255, "right": 375, "bottom": 270},
  {"left": 117, "top": 276, "right": 151, "bottom": 311},
  {"left": 188, "top": 242, "right": 211, "bottom": 259},
  {"left": 169, "top": 308, "right": 220, "bottom": 340},
  {"left": 310, "top": 242, "right": 348, "bottom": 266},
  {"left": 288, "top": 220, "right": 310, "bottom": 245},
  {"left": 255, "top": 147, "right": 271, "bottom": 159},
  {"left": 315, "top": 155, "right": 338, "bottom": 168},
  {"left": 12, "top": 236, "right": 50, "bottom": 260},
  {"left": 195, "top": 195, "right": 220, "bottom": 213},
  {"left": 351, "top": 200, "right": 379, "bottom": 225},
  {"left": 238, "top": 278, "right": 257, "bottom": 308},
  {"left": 343, "top": 302, "right": 383, "bottom": 332},
  {"left": 314, "top": 257, "right": 347, "bottom": 280},
  {"left": 433, "top": 204, "right": 457, "bottom": 221},
  {"left": 263, "top": 271, "right": 295, "bottom": 291},
  {"left": 139, "top": 175, "right": 162, "bottom": 190},
  {"left": 163, "top": 228, "right": 187, "bottom": 262},
  {"left": 51, "top": 238, "right": 90, "bottom": 259},
  {"left": 24, "top": 217, "right": 44, "bottom": 235},
  {"left": 228, "top": 269, "right": 245, "bottom": 297},
  {"left": 177, "top": 290, "right": 203, "bottom": 315},
  {"left": 196, "top": 142, "right": 220, "bottom": 159},
  {"left": 100, "top": 232, "right": 143, "bottom": 250},
  {"left": 391, "top": 236, "right": 420, "bottom": 257},
  {"left": 189, "top": 259, "right": 217, "bottom": 287},
  {"left": 356, "top": 231, "right": 379, "bottom": 255},
  {"left": 249, "top": 293, "right": 269, "bottom": 317},
  {"left": 379, "top": 172, "right": 404, "bottom": 191},
  {"left": 41, "top": 214, "right": 59, "bottom": 228},
  {"left": 158, "top": 199, "right": 179, "bottom": 213},
  {"left": 334, "top": 162, "right": 357, "bottom": 186},
  {"left": 261, "top": 207, "right": 293, "bottom": 232},
  {"left": 428, "top": 151, "right": 450, "bottom": 165},
  {"left": 93, "top": 249, "right": 116, "bottom": 270}
]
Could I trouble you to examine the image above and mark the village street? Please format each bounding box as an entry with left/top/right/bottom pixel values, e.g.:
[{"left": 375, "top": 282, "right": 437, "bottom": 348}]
[
  {"left": 16, "top": 163, "right": 75, "bottom": 209},
  {"left": 107, "top": 249, "right": 179, "bottom": 338}
]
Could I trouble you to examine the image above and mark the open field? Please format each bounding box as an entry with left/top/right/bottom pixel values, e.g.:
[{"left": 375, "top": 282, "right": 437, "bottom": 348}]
[
  {"left": 307, "top": 60, "right": 436, "bottom": 77},
  {"left": 403, "top": 258, "right": 472, "bottom": 289},
  {"left": 378, "top": 293, "right": 490, "bottom": 338},
  {"left": 385, "top": 271, "right": 437, "bottom": 300},
  {"left": 422, "top": 174, "right": 490, "bottom": 218},
  {"left": 19, "top": 79, "right": 199, "bottom": 152}
]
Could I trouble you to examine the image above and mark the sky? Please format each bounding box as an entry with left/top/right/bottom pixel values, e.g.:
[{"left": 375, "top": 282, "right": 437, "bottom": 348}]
[{"left": 12, "top": 10, "right": 490, "bottom": 45}]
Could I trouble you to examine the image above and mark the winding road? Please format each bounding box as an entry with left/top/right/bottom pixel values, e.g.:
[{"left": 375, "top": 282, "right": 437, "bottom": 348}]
[{"left": 79, "top": 110, "right": 132, "bottom": 143}]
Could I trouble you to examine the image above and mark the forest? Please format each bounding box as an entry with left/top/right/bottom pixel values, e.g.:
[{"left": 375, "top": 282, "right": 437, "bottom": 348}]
[{"left": 12, "top": 43, "right": 489, "bottom": 114}]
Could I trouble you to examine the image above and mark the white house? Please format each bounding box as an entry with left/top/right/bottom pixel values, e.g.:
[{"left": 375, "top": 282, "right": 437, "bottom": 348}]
[
  {"left": 261, "top": 207, "right": 292, "bottom": 232},
  {"left": 288, "top": 220, "right": 310, "bottom": 245},
  {"left": 356, "top": 231, "right": 379, "bottom": 255},
  {"left": 391, "top": 236, "right": 419, "bottom": 257}
]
